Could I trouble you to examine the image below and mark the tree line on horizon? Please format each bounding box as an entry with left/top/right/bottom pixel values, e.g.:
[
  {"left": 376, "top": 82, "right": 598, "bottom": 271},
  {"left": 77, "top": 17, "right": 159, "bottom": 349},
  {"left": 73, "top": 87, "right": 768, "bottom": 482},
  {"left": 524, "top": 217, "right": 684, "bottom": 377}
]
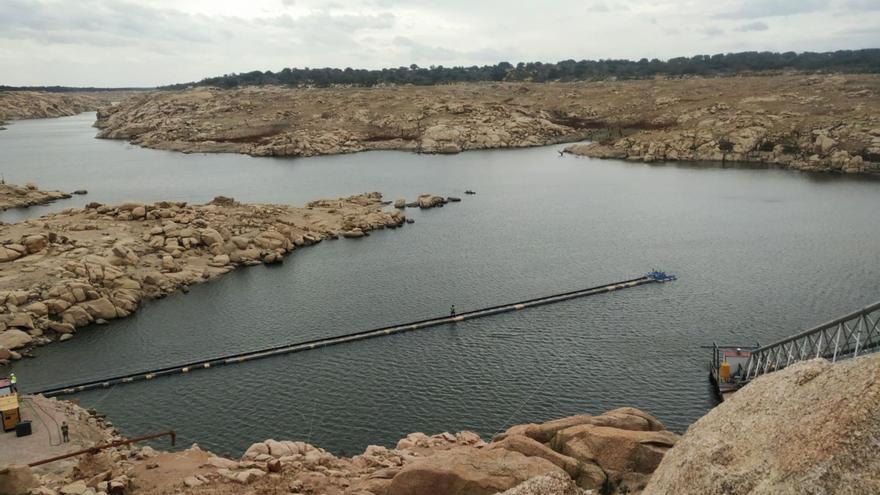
[
  {"left": 164, "top": 49, "right": 880, "bottom": 90},
  {"left": 2, "top": 49, "right": 878, "bottom": 92}
]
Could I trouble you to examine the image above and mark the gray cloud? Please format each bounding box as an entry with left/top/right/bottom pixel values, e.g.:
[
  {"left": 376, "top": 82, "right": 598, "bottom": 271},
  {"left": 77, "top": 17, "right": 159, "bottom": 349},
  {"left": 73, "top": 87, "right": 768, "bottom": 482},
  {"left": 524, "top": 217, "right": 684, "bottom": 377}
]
[
  {"left": 845, "top": 0, "right": 880, "bottom": 11},
  {"left": 714, "top": 0, "right": 829, "bottom": 19},
  {"left": 393, "top": 37, "right": 459, "bottom": 61},
  {"left": 735, "top": 21, "right": 770, "bottom": 32},
  {"left": 0, "top": 0, "right": 213, "bottom": 46},
  {"left": 0, "top": 0, "right": 877, "bottom": 87},
  {"left": 0, "top": 1, "right": 395, "bottom": 48},
  {"left": 586, "top": 2, "right": 628, "bottom": 13},
  {"left": 393, "top": 37, "right": 512, "bottom": 65}
]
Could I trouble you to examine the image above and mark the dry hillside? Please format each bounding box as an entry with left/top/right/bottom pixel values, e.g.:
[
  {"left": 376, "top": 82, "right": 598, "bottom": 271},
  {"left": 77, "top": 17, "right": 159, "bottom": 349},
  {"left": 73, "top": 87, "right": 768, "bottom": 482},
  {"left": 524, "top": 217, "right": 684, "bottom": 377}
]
[{"left": 95, "top": 74, "right": 880, "bottom": 174}]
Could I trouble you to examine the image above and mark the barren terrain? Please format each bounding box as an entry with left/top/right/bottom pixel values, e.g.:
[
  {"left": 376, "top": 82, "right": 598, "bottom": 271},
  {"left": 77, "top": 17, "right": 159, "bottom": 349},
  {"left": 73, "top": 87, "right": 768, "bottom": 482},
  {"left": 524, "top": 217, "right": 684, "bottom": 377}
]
[{"left": 95, "top": 74, "right": 880, "bottom": 173}]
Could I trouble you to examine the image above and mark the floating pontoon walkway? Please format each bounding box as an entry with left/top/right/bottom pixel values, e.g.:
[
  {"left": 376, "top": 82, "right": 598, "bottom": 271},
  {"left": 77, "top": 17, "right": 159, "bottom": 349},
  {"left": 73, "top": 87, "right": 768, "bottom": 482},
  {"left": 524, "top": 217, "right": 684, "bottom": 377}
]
[{"left": 33, "top": 271, "right": 676, "bottom": 398}]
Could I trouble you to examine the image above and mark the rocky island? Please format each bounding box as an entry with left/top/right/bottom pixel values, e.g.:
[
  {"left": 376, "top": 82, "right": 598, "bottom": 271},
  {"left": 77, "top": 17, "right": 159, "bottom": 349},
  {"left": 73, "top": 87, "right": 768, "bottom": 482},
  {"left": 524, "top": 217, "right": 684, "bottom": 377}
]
[
  {"left": 0, "top": 193, "right": 450, "bottom": 362},
  {"left": 3, "top": 352, "right": 877, "bottom": 495},
  {"left": 0, "top": 183, "right": 73, "bottom": 211},
  {"left": 93, "top": 74, "right": 880, "bottom": 174}
]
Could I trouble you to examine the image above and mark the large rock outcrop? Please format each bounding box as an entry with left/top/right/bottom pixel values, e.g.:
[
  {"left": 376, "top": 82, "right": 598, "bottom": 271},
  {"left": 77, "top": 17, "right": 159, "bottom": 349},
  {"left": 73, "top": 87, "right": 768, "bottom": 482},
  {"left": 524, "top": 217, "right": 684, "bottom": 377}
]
[
  {"left": 498, "top": 473, "right": 583, "bottom": 495},
  {"left": 644, "top": 354, "right": 880, "bottom": 494},
  {"left": 564, "top": 75, "right": 880, "bottom": 174},
  {"left": 387, "top": 447, "right": 567, "bottom": 495},
  {"left": 15, "top": 405, "right": 673, "bottom": 495},
  {"left": 94, "top": 75, "right": 880, "bottom": 174},
  {"left": 492, "top": 407, "right": 678, "bottom": 492},
  {"left": 94, "top": 84, "right": 579, "bottom": 158},
  {"left": 0, "top": 193, "right": 425, "bottom": 360}
]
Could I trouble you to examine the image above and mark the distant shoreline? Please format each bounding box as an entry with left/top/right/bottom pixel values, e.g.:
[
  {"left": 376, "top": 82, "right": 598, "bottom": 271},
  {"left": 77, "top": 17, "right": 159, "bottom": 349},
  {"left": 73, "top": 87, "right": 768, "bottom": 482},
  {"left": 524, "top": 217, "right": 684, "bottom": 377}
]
[{"left": 90, "top": 74, "right": 879, "bottom": 175}]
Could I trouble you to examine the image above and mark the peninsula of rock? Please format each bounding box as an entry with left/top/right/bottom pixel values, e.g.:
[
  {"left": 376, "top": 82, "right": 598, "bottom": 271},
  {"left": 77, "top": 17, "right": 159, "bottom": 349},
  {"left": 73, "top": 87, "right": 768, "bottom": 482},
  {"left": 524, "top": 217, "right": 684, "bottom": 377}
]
[
  {"left": 94, "top": 74, "right": 880, "bottom": 174},
  {"left": 0, "top": 91, "right": 105, "bottom": 129},
  {"left": 0, "top": 193, "right": 450, "bottom": 362},
  {"left": 0, "top": 182, "right": 73, "bottom": 211}
]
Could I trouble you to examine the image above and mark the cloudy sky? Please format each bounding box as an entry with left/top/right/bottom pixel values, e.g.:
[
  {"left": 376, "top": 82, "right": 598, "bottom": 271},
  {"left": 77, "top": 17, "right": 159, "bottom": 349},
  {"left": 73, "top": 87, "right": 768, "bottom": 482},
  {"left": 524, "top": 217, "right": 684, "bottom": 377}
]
[{"left": 1, "top": 0, "right": 878, "bottom": 87}]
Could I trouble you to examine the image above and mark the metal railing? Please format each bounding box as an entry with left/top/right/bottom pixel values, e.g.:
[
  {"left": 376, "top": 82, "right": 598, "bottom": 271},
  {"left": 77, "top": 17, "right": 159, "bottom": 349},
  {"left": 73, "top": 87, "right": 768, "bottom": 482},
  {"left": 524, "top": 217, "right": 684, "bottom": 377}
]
[{"left": 740, "top": 300, "right": 880, "bottom": 383}]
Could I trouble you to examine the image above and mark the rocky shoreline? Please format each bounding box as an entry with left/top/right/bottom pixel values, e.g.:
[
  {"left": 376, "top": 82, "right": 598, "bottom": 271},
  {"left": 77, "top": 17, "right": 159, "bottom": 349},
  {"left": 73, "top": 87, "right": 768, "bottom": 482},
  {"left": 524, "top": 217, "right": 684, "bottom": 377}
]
[
  {"left": 5, "top": 400, "right": 679, "bottom": 495},
  {"left": 92, "top": 74, "right": 880, "bottom": 174},
  {"left": 0, "top": 193, "right": 451, "bottom": 363},
  {"left": 0, "top": 183, "right": 75, "bottom": 211},
  {"left": 561, "top": 75, "right": 880, "bottom": 174},
  {"left": 4, "top": 353, "right": 877, "bottom": 495},
  {"left": 0, "top": 92, "right": 106, "bottom": 129},
  {"left": 93, "top": 83, "right": 584, "bottom": 156}
]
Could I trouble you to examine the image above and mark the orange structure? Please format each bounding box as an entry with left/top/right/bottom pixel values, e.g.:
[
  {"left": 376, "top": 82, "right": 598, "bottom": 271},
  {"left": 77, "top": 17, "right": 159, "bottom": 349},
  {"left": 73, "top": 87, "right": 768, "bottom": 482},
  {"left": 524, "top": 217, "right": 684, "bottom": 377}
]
[{"left": 0, "top": 378, "right": 20, "bottom": 432}]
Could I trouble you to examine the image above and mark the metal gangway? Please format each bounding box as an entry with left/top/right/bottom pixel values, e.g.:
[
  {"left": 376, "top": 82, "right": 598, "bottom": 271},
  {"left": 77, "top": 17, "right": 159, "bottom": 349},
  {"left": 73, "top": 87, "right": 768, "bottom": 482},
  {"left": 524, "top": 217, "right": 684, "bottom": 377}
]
[{"left": 739, "top": 300, "right": 880, "bottom": 384}]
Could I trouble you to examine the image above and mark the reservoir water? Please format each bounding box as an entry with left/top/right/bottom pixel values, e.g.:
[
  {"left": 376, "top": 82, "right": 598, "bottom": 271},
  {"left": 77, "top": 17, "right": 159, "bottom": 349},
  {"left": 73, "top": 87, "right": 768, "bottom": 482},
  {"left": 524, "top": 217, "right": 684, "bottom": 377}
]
[{"left": 3, "top": 113, "right": 880, "bottom": 456}]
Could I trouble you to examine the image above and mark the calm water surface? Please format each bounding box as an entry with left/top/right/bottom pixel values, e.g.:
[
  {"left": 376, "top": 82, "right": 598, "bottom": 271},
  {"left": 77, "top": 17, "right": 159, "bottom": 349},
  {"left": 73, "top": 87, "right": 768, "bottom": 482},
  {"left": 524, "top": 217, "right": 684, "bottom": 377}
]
[{"left": 3, "top": 113, "right": 880, "bottom": 456}]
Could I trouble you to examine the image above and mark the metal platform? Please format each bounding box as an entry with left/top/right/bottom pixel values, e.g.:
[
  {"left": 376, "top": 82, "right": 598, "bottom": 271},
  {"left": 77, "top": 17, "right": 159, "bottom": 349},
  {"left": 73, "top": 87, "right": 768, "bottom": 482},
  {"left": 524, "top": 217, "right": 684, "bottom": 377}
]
[{"left": 708, "top": 299, "right": 880, "bottom": 399}]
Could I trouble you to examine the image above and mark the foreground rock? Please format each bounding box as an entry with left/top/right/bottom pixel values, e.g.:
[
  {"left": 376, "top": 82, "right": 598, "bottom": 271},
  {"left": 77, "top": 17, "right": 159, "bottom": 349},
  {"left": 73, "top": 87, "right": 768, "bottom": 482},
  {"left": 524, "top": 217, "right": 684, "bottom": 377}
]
[
  {"left": 387, "top": 447, "right": 566, "bottom": 495},
  {"left": 5, "top": 357, "right": 876, "bottom": 495},
  {"left": 644, "top": 354, "right": 880, "bottom": 494},
  {"left": 7, "top": 405, "right": 671, "bottom": 495},
  {"left": 0, "top": 395, "right": 122, "bottom": 495},
  {"left": 0, "top": 91, "right": 104, "bottom": 128},
  {"left": 0, "top": 193, "right": 413, "bottom": 361},
  {"left": 17, "top": 353, "right": 880, "bottom": 495},
  {"left": 95, "top": 75, "right": 880, "bottom": 174},
  {"left": 498, "top": 473, "right": 583, "bottom": 495},
  {"left": 0, "top": 182, "right": 72, "bottom": 211}
]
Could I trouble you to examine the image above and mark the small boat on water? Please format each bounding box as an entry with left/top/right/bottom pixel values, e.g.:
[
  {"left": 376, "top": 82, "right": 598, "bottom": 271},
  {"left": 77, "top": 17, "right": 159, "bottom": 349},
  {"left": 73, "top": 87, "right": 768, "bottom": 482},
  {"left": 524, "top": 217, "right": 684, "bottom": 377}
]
[
  {"left": 646, "top": 269, "right": 677, "bottom": 282},
  {"left": 706, "top": 343, "right": 759, "bottom": 401}
]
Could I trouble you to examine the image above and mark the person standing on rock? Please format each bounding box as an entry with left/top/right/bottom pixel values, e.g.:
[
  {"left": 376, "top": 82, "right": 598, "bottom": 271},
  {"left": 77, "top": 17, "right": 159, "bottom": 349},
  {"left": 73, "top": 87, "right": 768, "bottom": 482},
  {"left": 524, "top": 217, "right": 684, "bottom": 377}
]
[
  {"left": 8, "top": 373, "right": 16, "bottom": 392},
  {"left": 450, "top": 305, "right": 456, "bottom": 316},
  {"left": 61, "top": 421, "right": 69, "bottom": 443}
]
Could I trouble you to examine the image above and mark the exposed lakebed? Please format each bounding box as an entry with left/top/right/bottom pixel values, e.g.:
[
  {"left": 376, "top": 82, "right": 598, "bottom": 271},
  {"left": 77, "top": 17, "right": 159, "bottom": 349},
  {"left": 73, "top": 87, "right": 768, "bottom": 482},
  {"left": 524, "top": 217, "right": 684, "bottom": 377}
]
[{"left": 3, "top": 113, "right": 880, "bottom": 456}]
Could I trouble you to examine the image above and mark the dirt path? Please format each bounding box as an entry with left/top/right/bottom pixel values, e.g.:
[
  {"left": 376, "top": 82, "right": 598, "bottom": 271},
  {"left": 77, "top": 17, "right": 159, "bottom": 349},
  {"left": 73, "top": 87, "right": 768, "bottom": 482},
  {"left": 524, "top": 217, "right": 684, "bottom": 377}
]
[{"left": 1, "top": 395, "right": 113, "bottom": 472}]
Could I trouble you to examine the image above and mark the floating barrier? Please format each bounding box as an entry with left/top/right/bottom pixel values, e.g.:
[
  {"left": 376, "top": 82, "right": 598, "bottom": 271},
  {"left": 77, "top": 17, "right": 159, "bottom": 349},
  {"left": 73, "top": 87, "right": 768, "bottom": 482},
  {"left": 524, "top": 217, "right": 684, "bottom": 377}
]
[{"left": 33, "top": 272, "right": 674, "bottom": 397}]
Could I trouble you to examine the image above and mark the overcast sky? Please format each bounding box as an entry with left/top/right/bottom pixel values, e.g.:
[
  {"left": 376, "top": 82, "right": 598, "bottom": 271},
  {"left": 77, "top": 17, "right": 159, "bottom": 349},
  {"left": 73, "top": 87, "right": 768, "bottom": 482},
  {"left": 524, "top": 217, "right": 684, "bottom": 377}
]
[{"left": 1, "top": 0, "right": 878, "bottom": 87}]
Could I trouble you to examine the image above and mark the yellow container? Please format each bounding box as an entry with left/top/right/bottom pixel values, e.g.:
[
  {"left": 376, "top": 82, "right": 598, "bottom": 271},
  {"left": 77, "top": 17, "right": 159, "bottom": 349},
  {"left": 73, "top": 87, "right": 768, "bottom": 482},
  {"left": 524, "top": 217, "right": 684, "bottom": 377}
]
[{"left": 719, "top": 361, "right": 731, "bottom": 382}]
